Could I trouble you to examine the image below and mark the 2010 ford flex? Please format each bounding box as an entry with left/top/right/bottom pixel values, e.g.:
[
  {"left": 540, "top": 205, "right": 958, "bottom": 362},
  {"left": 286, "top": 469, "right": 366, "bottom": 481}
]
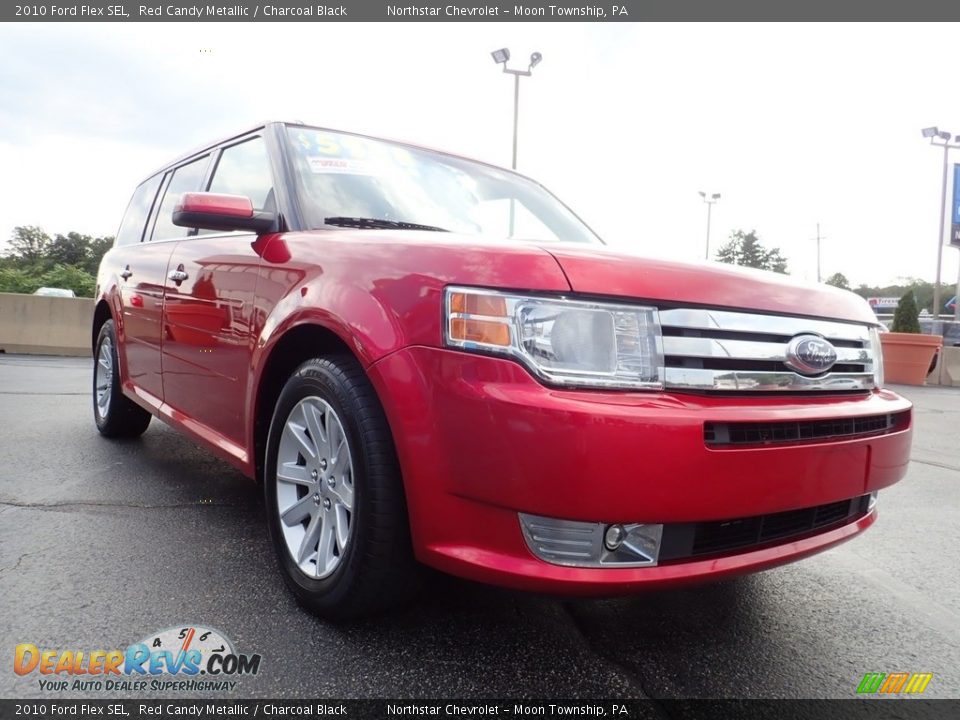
[{"left": 93, "top": 122, "right": 912, "bottom": 619}]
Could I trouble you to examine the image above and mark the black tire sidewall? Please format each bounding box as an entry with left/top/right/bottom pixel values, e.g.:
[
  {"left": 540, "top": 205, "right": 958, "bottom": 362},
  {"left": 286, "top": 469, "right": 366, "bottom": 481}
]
[{"left": 264, "top": 360, "right": 371, "bottom": 609}]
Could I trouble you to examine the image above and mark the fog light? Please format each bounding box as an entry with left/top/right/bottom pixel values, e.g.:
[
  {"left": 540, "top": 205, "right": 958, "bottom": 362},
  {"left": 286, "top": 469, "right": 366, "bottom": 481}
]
[
  {"left": 518, "top": 513, "right": 662, "bottom": 568},
  {"left": 604, "top": 524, "right": 626, "bottom": 550}
]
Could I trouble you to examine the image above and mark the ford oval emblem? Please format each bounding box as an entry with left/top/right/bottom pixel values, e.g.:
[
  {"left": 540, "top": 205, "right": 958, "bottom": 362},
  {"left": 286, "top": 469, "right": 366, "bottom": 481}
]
[{"left": 784, "top": 334, "right": 838, "bottom": 375}]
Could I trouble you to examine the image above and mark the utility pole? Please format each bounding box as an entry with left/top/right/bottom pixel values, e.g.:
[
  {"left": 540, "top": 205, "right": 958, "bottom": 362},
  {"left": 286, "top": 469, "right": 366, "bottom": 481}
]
[
  {"left": 490, "top": 48, "right": 542, "bottom": 171},
  {"left": 814, "top": 223, "right": 825, "bottom": 283},
  {"left": 699, "top": 191, "right": 721, "bottom": 260},
  {"left": 921, "top": 126, "right": 960, "bottom": 328},
  {"left": 491, "top": 48, "right": 542, "bottom": 236}
]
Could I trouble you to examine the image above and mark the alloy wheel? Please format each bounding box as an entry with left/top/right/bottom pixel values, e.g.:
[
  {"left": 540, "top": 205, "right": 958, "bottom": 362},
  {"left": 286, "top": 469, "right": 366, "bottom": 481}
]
[
  {"left": 275, "top": 397, "right": 355, "bottom": 579},
  {"left": 95, "top": 337, "right": 113, "bottom": 420}
]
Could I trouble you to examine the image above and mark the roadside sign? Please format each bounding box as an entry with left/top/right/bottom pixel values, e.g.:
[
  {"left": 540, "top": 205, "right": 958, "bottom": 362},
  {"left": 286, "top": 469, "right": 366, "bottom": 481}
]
[{"left": 867, "top": 297, "right": 901, "bottom": 309}]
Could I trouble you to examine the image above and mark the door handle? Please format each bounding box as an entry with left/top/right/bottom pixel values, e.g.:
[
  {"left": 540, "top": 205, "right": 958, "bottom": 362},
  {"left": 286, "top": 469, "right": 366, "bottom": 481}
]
[
  {"left": 120, "top": 265, "right": 133, "bottom": 280},
  {"left": 168, "top": 266, "right": 189, "bottom": 284}
]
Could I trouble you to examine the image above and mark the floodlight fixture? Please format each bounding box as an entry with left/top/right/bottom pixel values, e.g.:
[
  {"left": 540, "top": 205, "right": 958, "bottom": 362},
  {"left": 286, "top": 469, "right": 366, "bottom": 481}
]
[
  {"left": 939, "top": 130, "right": 952, "bottom": 141},
  {"left": 921, "top": 127, "right": 939, "bottom": 138},
  {"left": 529, "top": 52, "right": 542, "bottom": 69},
  {"left": 491, "top": 48, "right": 510, "bottom": 64}
]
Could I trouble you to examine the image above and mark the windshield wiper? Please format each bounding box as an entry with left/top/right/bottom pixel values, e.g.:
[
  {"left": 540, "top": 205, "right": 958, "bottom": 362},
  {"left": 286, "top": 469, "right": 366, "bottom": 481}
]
[{"left": 324, "top": 216, "right": 448, "bottom": 232}]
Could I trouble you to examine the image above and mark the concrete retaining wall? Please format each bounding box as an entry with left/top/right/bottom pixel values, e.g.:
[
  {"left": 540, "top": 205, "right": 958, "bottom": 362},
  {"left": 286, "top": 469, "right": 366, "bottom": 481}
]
[
  {"left": 933, "top": 346, "right": 960, "bottom": 388},
  {"left": 1, "top": 291, "right": 959, "bottom": 388},
  {"left": 0, "top": 292, "right": 94, "bottom": 357}
]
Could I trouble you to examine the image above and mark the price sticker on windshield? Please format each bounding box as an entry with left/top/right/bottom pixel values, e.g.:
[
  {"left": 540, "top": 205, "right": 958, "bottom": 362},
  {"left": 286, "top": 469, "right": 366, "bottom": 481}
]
[{"left": 307, "top": 156, "right": 376, "bottom": 175}]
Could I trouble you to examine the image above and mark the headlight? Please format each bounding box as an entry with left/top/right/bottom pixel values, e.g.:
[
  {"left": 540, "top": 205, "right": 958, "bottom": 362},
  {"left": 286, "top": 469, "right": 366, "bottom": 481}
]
[
  {"left": 869, "top": 326, "right": 884, "bottom": 388},
  {"left": 444, "top": 286, "right": 664, "bottom": 389}
]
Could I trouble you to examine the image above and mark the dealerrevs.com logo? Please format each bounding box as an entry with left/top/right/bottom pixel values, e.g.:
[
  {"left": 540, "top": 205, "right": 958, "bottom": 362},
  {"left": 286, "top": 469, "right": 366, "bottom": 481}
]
[{"left": 14, "top": 626, "right": 262, "bottom": 693}]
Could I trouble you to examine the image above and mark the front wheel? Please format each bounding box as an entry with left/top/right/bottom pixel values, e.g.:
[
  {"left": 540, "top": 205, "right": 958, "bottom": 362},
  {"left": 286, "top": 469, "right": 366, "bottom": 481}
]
[
  {"left": 93, "top": 319, "right": 152, "bottom": 438},
  {"left": 263, "top": 355, "right": 418, "bottom": 620}
]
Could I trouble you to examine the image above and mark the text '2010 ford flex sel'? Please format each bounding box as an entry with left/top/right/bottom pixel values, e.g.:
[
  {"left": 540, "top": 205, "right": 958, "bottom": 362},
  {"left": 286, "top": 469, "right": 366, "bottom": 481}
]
[{"left": 93, "top": 122, "right": 912, "bottom": 619}]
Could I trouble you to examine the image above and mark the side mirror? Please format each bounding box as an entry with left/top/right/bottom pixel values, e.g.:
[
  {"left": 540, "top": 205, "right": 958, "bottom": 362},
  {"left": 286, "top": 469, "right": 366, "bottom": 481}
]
[{"left": 173, "top": 192, "right": 276, "bottom": 234}]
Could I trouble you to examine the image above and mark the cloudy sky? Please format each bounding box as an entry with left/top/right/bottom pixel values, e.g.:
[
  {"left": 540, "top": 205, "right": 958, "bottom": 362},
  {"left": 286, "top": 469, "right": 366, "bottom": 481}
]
[{"left": 1, "top": 21, "right": 959, "bottom": 290}]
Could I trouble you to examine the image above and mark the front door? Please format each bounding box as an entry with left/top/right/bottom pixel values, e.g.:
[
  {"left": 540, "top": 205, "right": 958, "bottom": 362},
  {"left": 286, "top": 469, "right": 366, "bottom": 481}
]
[{"left": 160, "top": 135, "right": 277, "bottom": 448}]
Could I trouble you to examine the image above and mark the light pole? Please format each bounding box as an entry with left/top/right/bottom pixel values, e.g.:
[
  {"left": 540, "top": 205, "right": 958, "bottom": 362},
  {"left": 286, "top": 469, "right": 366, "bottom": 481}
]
[
  {"left": 491, "top": 48, "right": 542, "bottom": 170},
  {"left": 699, "top": 191, "right": 721, "bottom": 260},
  {"left": 921, "top": 126, "right": 960, "bottom": 327}
]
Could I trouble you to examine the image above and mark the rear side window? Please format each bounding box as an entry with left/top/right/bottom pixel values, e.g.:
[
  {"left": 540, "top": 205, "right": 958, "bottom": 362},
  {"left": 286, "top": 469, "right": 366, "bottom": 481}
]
[
  {"left": 150, "top": 155, "right": 211, "bottom": 241},
  {"left": 115, "top": 174, "right": 162, "bottom": 246},
  {"left": 209, "top": 136, "right": 274, "bottom": 212}
]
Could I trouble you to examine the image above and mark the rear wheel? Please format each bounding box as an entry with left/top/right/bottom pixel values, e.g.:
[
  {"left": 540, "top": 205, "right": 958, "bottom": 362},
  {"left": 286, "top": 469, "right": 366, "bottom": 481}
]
[
  {"left": 264, "top": 355, "right": 418, "bottom": 620},
  {"left": 93, "top": 320, "right": 152, "bottom": 438}
]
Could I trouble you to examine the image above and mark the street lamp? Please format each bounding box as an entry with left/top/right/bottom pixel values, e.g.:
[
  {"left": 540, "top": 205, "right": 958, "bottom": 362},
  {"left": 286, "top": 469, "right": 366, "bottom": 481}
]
[
  {"left": 490, "top": 47, "right": 542, "bottom": 170},
  {"left": 921, "top": 126, "right": 960, "bottom": 326},
  {"left": 699, "top": 191, "right": 721, "bottom": 260}
]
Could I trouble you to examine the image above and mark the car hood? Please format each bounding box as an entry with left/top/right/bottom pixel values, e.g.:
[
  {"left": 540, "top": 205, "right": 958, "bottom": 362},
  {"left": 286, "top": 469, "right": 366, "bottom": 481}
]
[{"left": 541, "top": 244, "right": 877, "bottom": 325}]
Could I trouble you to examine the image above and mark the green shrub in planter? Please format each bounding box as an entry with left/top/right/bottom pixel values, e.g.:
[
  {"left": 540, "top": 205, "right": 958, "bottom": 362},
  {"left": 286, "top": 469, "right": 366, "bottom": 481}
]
[{"left": 891, "top": 290, "right": 922, "bottom": 334}]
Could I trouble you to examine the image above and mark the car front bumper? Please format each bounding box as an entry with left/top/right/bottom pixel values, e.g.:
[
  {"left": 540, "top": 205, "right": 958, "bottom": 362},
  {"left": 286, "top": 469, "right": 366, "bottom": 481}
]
[{"left": 367, "top": 346, "right": 912, "bottom": 594}]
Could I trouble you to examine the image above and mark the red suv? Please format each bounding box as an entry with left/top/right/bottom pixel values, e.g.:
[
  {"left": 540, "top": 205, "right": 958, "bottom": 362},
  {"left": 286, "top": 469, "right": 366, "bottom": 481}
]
[{"left": 93, "top": 122, "right": 912, "bottom": 619}]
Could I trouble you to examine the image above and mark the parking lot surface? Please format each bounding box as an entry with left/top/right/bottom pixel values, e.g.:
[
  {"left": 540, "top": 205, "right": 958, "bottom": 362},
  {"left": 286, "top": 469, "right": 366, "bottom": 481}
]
[{"left": 1, "top": 354, "right": 958, "bottom": 699}]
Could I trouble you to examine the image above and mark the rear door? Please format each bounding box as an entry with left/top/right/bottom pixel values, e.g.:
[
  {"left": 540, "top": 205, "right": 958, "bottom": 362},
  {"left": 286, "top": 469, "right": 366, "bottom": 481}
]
[
  {"left": 160, "top": 134, "right": 276, "bottom": 449},
  {"left": 111, "top": 173, "right": 169, "bottom": 403},
  {"left": 120, "top": 155, "right": 214, "bottom": 404}
]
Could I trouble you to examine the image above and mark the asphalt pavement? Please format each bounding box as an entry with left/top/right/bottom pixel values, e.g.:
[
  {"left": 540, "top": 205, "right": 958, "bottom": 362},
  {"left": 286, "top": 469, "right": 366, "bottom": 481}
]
[{"left": 1, "top": 354, "right": 958, "bottom": 700}]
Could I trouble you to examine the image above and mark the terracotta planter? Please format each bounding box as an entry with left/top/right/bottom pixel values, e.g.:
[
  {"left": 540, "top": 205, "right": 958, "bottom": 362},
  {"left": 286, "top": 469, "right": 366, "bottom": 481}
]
[{"left": 879, "top": 332, "right": 943, "bottom": 385}]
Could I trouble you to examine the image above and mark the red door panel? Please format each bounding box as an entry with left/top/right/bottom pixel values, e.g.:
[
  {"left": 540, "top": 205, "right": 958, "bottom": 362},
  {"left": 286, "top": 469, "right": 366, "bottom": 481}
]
[
  {"left": 161, "top": 234, "right": 261, "bottom": 445},
  {"left": 115, "top": 242, "right": 177, "bottom": 402}
]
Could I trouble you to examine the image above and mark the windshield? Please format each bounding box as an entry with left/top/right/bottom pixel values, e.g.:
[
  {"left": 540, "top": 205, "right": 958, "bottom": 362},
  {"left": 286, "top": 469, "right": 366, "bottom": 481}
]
[{"left": 285, "top": 126, "right": 601, "bottom": 244}]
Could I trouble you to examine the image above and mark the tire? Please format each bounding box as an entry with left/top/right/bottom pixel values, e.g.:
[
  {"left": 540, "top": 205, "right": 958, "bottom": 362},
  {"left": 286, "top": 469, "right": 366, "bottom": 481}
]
[
  {"left": 263, "top": 355, "right": 418, "bottom": 620},
  {"left": 93, "top": 319, "right": 152, "bottom": 438}
]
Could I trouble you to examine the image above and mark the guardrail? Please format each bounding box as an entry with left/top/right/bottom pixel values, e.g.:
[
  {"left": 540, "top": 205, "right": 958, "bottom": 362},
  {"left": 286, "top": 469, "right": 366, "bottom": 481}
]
[{"left": 0, "top": 292, "right": 93, "bottom": 357}]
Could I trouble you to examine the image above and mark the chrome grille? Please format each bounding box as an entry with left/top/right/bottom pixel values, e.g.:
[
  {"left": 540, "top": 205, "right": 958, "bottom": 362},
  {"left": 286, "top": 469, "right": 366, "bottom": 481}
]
[{"left": 659, "top": 308, "right": 875, "bottom": 392}]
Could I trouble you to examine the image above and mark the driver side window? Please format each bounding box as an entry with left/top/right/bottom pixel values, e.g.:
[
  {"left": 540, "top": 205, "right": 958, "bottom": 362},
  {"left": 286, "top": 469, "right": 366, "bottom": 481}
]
[{"left": 209, "top": 136, "right": 275, "bottom": 213}]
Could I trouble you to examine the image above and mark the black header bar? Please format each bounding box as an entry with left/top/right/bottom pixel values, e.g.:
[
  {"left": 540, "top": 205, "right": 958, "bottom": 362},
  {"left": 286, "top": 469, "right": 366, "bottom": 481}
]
[
  {"left": 1, "top": 699, "right": 960, "bottom": 720},
  {"left": 5, "top": 0, "right": 960, "bottom": 22}
]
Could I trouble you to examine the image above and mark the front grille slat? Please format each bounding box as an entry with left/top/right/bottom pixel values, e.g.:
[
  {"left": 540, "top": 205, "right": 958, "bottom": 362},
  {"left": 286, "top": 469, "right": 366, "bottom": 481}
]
[
  {"left": 813, "top": 500, "right": 852, "bottom": 526},
  {"left": 705, "top": 412, "right": 907, "bottom": 448},
  {"left": 658, "top": 308, "right": 876, "bottom": 393},
  {"left": 666, "top": 496, "right": 867, "bottom": 561}
]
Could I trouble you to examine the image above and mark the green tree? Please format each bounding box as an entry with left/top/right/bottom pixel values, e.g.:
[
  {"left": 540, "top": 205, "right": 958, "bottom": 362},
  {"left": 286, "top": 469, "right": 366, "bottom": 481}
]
[
  {"left": 38, "top": 265, "right": 96, "bottom": 298},
  {"left": 47, "top": 232, "right": 92, "bottom": 268},
  {"left": 825, "top": 272, "right": 851, "bottom": 290},
  {"left": 891, "top": 290, "right": 922, "bottom": 333},
  {"left": 85, "top": 236, "right": 114, "bottom": 275},
  {"left": 0, "top": 225, "right": 110, "bottom": 297},
  {"left": 715, "top": 230, "right": 789, "bottom": 274},
  {"left": 5, "top": 226, "right": 52, "bottom": 263},
  {"left": 0, "top": 267, "right": 43, "bottom": 294}
]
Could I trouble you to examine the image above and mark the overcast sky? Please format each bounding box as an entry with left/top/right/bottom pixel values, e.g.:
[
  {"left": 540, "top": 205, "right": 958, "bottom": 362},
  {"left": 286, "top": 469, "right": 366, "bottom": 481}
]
[{"left": 1, "top": 22, "right": 959, "bottom": 290}]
